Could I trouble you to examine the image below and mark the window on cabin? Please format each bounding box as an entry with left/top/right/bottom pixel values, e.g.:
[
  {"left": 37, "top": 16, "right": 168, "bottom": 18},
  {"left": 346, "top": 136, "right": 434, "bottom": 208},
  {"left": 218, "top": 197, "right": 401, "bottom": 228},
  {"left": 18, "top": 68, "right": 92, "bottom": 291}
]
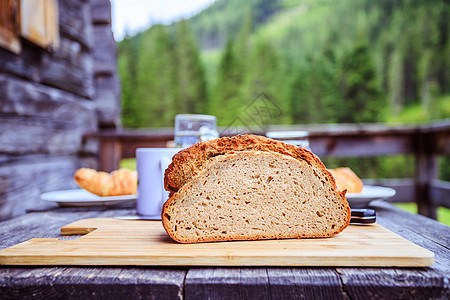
[
  {"left": 0, "top": 0, "right": 20, "bottom": 53},
  {"left": 0, "top": 0, "right": 59, "bottom": 54}
]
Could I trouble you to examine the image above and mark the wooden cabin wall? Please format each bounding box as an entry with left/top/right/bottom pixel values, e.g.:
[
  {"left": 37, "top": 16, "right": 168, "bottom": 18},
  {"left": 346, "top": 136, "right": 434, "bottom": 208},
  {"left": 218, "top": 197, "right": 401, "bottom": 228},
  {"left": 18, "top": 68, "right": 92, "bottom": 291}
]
[{"left": 0, "top": 0, "right": 119, "bottom": 220}]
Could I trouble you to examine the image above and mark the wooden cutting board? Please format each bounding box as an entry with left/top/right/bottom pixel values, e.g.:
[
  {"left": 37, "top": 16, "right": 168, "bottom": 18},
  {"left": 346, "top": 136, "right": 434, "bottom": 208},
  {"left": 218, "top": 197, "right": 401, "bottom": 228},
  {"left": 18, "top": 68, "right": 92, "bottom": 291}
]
[{"left": 0, "top": 218, "right": 434, "bottom": 267}]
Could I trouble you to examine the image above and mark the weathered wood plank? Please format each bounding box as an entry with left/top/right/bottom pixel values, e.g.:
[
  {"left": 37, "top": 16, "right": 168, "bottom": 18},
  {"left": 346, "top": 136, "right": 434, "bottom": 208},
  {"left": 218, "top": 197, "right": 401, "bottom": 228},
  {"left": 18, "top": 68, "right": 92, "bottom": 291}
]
[
  {"left": 99, "top": 139, "right": 122, "bottom": 172},
  {"left": 0, "top": 155, "right": 98, "bottom": 220},
  {"left": 310, "top": 134, "right": 415, "bottom": 157},
  {"left": 0, "top": 71, "right": 94, "bottom": 120},
  {"left": 0, "top": 116, "right": 93, "bottom": 155},
  {"left": 39, "top": 37, "right": 94, "bottom": 98},
  {"left": 184, "top": 266, "right": 448, "bottom": 299},
  {"left": 0, "top": 267, "right": 186, "bottom": 300},
  {"left": 266, "top": 268, "right": 346, "bottom": 299},
  {"left": 415, "top": 132, "right": 439, "bottom": 219},
  {"left": 431, "top": 179, "right": 450, "bottom": 208},
  {"left": 0, "top": 74, "right": 97, "bottom": 155},
  {"left": 90, "top": 1, "right": 119, "bottom": 128},
  {"left": 91, "top": 0, "right": 112, "bottom": 25},
  {"left": 0, "top": 155, "right": 79, "bottom": 199},
  {"left": 92, "top": 24, "right": 116, "bottom": 75},
  {"left": 0, "top": 34, "right": 93, "bottom": 98},
  {"left": 267, "top": 123, "right": 420, "bottom": 136},
  {"left": 428, "top": 130, "right": 450, "bottom": 155},
  {"left": 337, "top": 268, "right": 449, "bottom": 300},
  {"left": 185, "top": 268, "right": 271, "bottom": 299},
  {"left": 93, "top": 74, "right": 120, "bottom": 127},
  {"left": 58, "top": 0, "right": 92, "bottom": 48}
]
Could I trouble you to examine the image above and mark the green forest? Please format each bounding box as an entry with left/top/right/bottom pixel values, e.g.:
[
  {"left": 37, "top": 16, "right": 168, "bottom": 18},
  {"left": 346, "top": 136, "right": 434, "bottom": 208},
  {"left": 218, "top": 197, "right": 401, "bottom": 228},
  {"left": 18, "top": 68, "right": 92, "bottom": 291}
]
[
  {"left": 119, "top": 0, "right": 449, "bottom": 129},
  {"left": 118, "top": 0, "right": 449, "bottom": 180}
]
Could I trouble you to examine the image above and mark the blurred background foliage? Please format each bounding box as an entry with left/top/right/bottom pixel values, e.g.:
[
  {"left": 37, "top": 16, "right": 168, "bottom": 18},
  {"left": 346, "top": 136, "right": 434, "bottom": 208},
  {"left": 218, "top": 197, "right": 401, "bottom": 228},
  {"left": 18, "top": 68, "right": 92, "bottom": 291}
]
[{"left": 118, "top": 0, "right": 449, "bottom": 180}]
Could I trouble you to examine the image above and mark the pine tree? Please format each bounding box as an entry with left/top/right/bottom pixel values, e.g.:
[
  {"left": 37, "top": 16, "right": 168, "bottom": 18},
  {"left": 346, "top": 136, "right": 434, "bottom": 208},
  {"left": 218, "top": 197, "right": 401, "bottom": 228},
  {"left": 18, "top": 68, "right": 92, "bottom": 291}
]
[
  {"left": 290, "top": 66, "right": 315, "bottom": 124},
  {"left": 135, "top": 25, "right": 178, "bottom": 127},
  {"left": 290, "top": 47, "right": 341, "bottom": 125},
  {"left": 118, "top": 36, "right": 141, "bottom": 128},
  {"left": 211, "top": 38, "right": 244, "bottom": 125},
  {"left": 339, "top": 40, "right": 384, "bottom": 123},
  {"left": 175, "top": 20, "right": 208, "bottom": 114},
  {"left": 210, "top": 11, "right": 255, "bottom": 126},
  {"left": 245, "top": 38, "right": 285, "bottom": 124},
  {"left": 246, "top": 39, "right": 279, "bottom": 98}
]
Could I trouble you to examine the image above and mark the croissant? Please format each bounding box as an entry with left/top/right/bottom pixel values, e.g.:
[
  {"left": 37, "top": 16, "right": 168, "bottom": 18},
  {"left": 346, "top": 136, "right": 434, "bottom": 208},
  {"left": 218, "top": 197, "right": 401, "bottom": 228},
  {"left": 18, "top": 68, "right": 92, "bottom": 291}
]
[
  {"left": 328, "top": 167, "right": 363, "bottom": 193},
  {"left": 74, "top": 168, "right": 138, "bottom": 196}
]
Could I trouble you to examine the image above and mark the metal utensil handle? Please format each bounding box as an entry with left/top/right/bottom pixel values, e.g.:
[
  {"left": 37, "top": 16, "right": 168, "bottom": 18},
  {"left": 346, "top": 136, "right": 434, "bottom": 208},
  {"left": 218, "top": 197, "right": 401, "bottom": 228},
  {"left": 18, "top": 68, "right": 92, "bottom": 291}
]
[{"left": 350, "top": 209, "right": 376, "bottom": 224}]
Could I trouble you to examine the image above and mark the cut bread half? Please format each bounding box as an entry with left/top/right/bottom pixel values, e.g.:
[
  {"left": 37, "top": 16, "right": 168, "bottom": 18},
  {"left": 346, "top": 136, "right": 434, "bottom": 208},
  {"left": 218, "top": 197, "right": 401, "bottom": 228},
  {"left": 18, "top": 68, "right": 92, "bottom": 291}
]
[{"left": 162, "top": 149, "right": 350, "bottom": 244}]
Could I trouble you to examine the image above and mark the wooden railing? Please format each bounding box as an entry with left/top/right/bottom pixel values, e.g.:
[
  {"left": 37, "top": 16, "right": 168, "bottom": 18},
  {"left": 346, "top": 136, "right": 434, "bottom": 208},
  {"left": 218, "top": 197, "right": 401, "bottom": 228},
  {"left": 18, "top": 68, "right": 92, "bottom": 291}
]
[{"left": 84, "top": 120, "right": 450, "bottom": 220}]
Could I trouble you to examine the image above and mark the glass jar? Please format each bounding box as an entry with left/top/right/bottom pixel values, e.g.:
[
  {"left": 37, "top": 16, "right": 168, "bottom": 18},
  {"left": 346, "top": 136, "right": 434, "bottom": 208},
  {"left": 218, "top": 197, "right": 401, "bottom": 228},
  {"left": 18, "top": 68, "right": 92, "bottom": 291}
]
[{"left": 174, "top": 114, "right": 219, "bottom": 148}]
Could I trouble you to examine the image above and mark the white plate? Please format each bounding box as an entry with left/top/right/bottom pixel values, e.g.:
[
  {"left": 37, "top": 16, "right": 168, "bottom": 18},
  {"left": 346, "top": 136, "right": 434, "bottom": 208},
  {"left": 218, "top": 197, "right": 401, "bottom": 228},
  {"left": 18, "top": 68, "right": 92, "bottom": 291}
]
[
  {"left": 40, "top": 189, "right": 136, "bottom": 207},
  {"left": 346, "top": 185, "right": 396, "bottom": 207}
]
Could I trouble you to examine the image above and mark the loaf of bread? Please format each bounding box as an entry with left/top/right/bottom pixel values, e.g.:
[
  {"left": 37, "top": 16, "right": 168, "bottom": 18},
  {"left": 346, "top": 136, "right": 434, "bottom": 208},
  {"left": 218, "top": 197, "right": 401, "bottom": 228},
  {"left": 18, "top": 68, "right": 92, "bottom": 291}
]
[
  {"left": 162, "top": 135, "right": 350, "bottom": 243},
  {"left": 73, "top": 168, "right": 137, "bottom": 197},
  {"left": 328, "top": 167, "right": 363, "bottom": 193}
]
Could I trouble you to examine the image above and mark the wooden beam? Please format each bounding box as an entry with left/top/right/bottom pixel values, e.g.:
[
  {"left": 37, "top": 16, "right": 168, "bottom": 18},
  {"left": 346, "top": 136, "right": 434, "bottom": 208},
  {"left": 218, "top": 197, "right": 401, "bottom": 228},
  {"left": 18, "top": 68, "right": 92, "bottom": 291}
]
[
  {"left": 99, "top": 138, "right": 121, "bottom": 173},
  {"left": 431, "top": 180, "right": 450, "bottom": 208},
  {"left": 415, "top": 132, "right": 439, "bottom": 219},
  {"left": 310, "top": 134, "right": 415, "bottom": 157}
]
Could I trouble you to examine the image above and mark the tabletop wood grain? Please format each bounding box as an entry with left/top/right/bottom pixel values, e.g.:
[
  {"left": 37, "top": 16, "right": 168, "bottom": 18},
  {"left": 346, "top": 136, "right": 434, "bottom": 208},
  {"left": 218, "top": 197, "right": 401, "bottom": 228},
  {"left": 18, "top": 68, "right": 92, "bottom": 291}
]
[{"left": 0, "top": 200, "right": 449, "bottom": 299}]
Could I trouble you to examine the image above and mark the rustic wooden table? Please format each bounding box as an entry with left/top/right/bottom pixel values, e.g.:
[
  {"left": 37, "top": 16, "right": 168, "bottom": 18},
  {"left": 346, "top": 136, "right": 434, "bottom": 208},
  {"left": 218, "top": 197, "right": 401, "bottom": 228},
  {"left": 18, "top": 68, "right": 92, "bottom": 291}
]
[{"left": 0, "top": 200, "right": 448, "bottom": 299}]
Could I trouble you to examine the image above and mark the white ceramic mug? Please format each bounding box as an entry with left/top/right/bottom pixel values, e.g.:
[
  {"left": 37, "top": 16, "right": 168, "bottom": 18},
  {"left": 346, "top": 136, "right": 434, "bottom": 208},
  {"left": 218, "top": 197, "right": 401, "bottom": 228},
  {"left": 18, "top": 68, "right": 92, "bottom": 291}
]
[{"left": 136, "top": 148, "right": 180, "bottom": 217}]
